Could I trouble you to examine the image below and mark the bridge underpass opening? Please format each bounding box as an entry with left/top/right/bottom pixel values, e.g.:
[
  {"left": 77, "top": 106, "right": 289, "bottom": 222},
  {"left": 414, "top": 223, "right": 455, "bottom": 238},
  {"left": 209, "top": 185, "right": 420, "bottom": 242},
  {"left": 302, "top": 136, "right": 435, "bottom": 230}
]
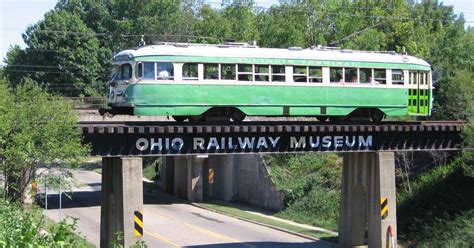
[{"left": 82, "top": 121, "right": 466, "bottom": 248}]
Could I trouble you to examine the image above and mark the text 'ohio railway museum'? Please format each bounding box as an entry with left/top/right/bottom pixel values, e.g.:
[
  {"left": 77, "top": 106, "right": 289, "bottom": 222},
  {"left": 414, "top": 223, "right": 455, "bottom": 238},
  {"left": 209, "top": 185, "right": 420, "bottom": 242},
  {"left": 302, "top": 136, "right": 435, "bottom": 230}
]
[{"left": 81, "top": 121, "right": 465, "bottom": 156}]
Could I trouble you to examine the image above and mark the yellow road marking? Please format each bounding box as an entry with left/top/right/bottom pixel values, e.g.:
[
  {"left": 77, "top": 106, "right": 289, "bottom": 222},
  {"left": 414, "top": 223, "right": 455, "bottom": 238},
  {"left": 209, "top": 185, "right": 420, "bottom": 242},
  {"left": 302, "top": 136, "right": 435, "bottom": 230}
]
[
  {"left": 145, "top": 230, "right": 181, "bottom": 248},
  {"left": 145, "top": 208, "right": 174, "bottom": 221},
  {"left": 185, "top": 223, "right": 256, "bottom": 248}
]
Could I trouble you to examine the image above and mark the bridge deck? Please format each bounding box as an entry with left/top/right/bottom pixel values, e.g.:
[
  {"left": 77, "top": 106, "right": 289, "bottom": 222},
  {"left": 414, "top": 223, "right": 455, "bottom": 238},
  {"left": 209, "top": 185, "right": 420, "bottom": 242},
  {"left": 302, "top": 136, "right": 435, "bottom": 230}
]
[{"left": 80, "top": 121, "right": 466, "bottom": 156}]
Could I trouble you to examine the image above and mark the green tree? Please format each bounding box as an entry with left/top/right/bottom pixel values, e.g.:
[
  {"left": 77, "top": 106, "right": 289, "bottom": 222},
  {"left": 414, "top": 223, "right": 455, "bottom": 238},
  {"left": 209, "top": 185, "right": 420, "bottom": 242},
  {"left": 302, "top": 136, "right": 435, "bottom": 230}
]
[
  {"left": 222, "top": 1, "right": 259, "bottom": 43},
  {"left": 257, "top": 4, "right": 309, "bottom": 48},
  {"left": 195, "top": 4, "right": 232, "bottom": 43},
  {"left": 0, "top": 79, "right": 88, "bottom": 202},
  {"left": 3, "top": 10, "right": 106, "bottom": 96}
]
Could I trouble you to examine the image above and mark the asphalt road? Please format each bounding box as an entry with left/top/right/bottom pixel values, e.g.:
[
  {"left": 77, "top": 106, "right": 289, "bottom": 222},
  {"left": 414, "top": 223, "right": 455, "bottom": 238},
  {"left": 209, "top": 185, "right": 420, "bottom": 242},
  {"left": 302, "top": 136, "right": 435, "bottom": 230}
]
[{"left": 43, "top": 170, "right": 333, "bottom": 248}]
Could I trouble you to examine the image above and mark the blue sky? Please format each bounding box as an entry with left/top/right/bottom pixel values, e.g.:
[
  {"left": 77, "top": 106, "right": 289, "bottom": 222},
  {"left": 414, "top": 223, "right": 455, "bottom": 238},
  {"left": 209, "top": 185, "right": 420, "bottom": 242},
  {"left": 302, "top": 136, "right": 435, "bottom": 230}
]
[{"left": 1, "top": 0, "right": 473, "bottom": 65}]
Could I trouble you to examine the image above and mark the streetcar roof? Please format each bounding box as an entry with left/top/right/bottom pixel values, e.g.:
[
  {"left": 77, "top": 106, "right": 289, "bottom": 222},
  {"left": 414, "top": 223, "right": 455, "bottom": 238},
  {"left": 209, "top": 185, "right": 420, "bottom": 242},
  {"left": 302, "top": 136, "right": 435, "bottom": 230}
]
[{"left": 114, "top": 44, "right": 431, "bottom": 68}]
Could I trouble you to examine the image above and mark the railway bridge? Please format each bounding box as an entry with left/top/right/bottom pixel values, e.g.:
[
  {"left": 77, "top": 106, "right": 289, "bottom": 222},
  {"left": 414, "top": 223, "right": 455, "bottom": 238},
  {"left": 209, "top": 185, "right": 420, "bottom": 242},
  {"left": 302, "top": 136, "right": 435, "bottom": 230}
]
[{"left": 80, "top": 120, "right": 466, "bottom": 248}]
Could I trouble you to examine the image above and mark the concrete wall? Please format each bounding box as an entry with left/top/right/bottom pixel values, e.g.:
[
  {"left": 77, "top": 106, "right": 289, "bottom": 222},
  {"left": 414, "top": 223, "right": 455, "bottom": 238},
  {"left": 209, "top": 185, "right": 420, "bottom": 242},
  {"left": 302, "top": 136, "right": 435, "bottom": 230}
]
[
  {"left": 187, "top": 154, "right": 284, "bottom": 211},
  {"left": 203, "top": 155, "right": 239, "bottom": 202},
  {"left": 235, "top": 155, "right": 284, "bottom": 211},
  {"left": 161, "top": 154, "right": 283, "bottom": 211},
  {"left": 173, "top": 156, "right": 188, "bottom": 199}
]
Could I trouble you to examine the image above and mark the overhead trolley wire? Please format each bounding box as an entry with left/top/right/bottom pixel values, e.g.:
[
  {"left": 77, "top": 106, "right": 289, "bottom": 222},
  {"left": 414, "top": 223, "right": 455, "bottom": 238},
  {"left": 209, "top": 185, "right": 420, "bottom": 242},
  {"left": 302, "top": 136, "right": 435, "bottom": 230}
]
[{"left": 5, "top": 64, "right": 82, "bottom": 70}]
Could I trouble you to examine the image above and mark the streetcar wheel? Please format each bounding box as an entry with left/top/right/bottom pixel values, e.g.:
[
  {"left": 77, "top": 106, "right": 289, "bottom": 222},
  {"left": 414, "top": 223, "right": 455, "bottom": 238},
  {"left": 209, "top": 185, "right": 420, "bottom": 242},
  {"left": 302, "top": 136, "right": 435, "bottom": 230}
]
[
  {"left": 230, "top": 110, "right": 246, "bottom": 122},
  {"left": 370, "top": 110, "right": 385, "bottom": 122},
  {"left": 188, "top": 115, "right": 203, "bottom": 122},
  {"left": 329, "top": 116, "right": 346, "bottom": 122},
  {"left": 316, "top": 116, "right": 328, "bottom": 122},
  {"left": 172, "top": 116, "right": 186, "bottom": 122}
]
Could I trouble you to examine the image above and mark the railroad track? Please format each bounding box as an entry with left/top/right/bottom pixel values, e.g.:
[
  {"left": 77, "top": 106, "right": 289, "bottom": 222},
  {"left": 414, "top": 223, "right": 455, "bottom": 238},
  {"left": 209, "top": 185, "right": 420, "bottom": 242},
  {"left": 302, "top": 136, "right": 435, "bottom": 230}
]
[{"left": 78, "top": 120, "right": 466, "bottom": 127}]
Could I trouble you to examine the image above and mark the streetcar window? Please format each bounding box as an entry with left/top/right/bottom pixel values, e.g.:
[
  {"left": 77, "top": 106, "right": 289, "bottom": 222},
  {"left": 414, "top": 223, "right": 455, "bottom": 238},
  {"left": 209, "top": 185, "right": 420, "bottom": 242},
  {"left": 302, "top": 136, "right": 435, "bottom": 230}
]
[
  {"left": 330, "top": 67, "right": 343, "bottom": 83},
  {"left": 359, "top": 68, "right": 372, "bottom": 83},
  {"left": 238, "top": 64, "right": 253, "bottom": 72},
  {"left": 293, "top": 66, "right": 307, "bottom": 82},
  {"left": 221, "top": 64, "right": 236, "bottom": 80},
  {"left": 308, "top": 67, "right": 322, "bottom": 83},
  {"left": 345, "top": 68, "right": 358, "bottom": 83},
  {"left": 111, "top": 65, "right": 120, "bottom": 80},
  {"left": 374, "top": 69, "right": 386, "bottom": 84},
  {"left": 204, "top": 64, "right": 219, "bottom": 79},
  {"left": 143, "top": 62, "right": 155, "bottom": 80},
  {"left": 137, "top": 63, "right": 143, "bottom": 78},
  {"left": 392, "top": 69, "right": 404, "bottom": 85},
  {"left": 182, "top": 63, "right": 198, "bottom": 80},
  {"left": 422, "top": 72, "right": 427, "bottom": 85},
  {"left": 409, "top": 72, "right": 415, "bottom": 85},
  {"left": 238, "top": 64, "right": 253, "bottom": 81},
  {"left": 271, "top": 65, "right": 285, "bottom": 82},
  {"left": 121, "top": 64, "right": 132, "bottom": 80},
  {"left": 157, "top": 62, "right": 174, "bottom": 80},
  {"left": 255, "top": 65, "right": 269, "bottom": 81}
]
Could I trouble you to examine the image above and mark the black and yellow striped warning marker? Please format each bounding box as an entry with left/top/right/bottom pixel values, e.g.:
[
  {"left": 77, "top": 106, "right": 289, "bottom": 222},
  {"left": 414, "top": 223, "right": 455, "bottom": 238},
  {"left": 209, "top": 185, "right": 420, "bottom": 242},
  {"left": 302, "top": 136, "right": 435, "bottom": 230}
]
[
  {"left": 208, "top": 168, "right": 215, "bottom": 184},
  {"left": 134, "top": 210, "right": 143, "bottom": 237},
  {"left": 381, "top": 197, "right": 388, "bottom": 220}
]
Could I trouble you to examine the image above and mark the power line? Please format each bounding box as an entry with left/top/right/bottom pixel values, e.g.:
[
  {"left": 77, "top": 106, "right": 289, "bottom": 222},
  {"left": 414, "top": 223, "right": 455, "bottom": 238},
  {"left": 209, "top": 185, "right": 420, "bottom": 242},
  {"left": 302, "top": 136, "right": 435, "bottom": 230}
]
[
  {"left": 1, "top": 27, "right": 106, "bottom": 36},
  {"left": 3, "top": 69, "right": 91, "bottom": 75},
  {"left": 6, "top": 64, "right": 81, "bottom": 70}
]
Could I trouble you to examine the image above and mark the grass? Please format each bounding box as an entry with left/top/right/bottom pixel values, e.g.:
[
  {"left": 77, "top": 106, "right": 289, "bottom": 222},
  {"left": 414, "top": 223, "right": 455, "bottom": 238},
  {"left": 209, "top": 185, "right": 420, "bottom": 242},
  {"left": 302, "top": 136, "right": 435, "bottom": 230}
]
[
  {"left": 199, "top": 202, "right": 337, "bottom": 244},
  {"left": 143, "top": 163, "right": 157, "bottom": 180},
  {"left": 81, "top": 156, "right": 160, "bottom": 179},
  {"left": 78, "top": 157, "right": 102, "bottom": 174},
  {"left": 397, "top": 152, "right": 474, "bottom": 247},
  {"left": 264, "top": 153, "right": 342, "bottom": 231}
]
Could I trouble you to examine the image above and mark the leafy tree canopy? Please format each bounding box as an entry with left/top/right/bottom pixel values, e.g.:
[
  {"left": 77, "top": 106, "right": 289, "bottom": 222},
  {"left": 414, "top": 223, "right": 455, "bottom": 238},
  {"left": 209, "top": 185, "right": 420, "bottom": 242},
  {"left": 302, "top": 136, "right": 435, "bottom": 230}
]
[{"left": 0, "top": 79, "right": 88, "bottom": 202}]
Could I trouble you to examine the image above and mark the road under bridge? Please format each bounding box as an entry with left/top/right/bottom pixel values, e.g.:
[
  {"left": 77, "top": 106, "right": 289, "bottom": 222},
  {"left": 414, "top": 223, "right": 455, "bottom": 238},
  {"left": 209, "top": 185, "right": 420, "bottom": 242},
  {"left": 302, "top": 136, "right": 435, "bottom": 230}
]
[{"left": 79, "top": 120, "right": 467, "bottom": 248}]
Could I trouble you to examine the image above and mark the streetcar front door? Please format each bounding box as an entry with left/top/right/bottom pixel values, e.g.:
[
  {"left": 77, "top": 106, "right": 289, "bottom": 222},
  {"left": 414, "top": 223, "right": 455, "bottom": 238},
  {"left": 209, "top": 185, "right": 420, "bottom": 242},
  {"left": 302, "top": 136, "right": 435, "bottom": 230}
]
[{"left": 408, "top": 71, "right": 429, "bottom": 115}]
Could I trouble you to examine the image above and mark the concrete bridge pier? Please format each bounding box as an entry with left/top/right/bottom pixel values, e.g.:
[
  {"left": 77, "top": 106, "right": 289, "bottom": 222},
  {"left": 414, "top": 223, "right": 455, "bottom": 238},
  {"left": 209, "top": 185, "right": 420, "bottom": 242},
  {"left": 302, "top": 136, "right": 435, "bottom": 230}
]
[
  {"left": 100, "top": 157, "right": 143, "bottom": 248},
  {"left": 338, "top": 152, "right": 397, "bottom": 248},
  {"left": 172, "top": 155, "right": 206, "bottom": 202}
]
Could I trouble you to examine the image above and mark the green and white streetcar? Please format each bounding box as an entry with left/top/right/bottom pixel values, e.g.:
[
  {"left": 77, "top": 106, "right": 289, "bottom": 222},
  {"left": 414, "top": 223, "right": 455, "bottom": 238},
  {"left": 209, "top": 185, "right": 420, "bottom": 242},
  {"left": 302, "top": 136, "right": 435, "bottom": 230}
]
[{"left": 103, "top": 42, "right": 432, "bottom": 122}]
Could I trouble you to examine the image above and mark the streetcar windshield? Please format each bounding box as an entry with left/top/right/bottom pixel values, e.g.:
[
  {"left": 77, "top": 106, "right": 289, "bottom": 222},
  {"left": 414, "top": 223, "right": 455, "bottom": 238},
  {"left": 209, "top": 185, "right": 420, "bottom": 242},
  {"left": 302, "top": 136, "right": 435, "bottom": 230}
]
[
  {"left": 111, "top": 64, "right": 132, "bottom": 80},
  {"left": 111, "top": 65, "right": 120, "bottom": 80}
]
